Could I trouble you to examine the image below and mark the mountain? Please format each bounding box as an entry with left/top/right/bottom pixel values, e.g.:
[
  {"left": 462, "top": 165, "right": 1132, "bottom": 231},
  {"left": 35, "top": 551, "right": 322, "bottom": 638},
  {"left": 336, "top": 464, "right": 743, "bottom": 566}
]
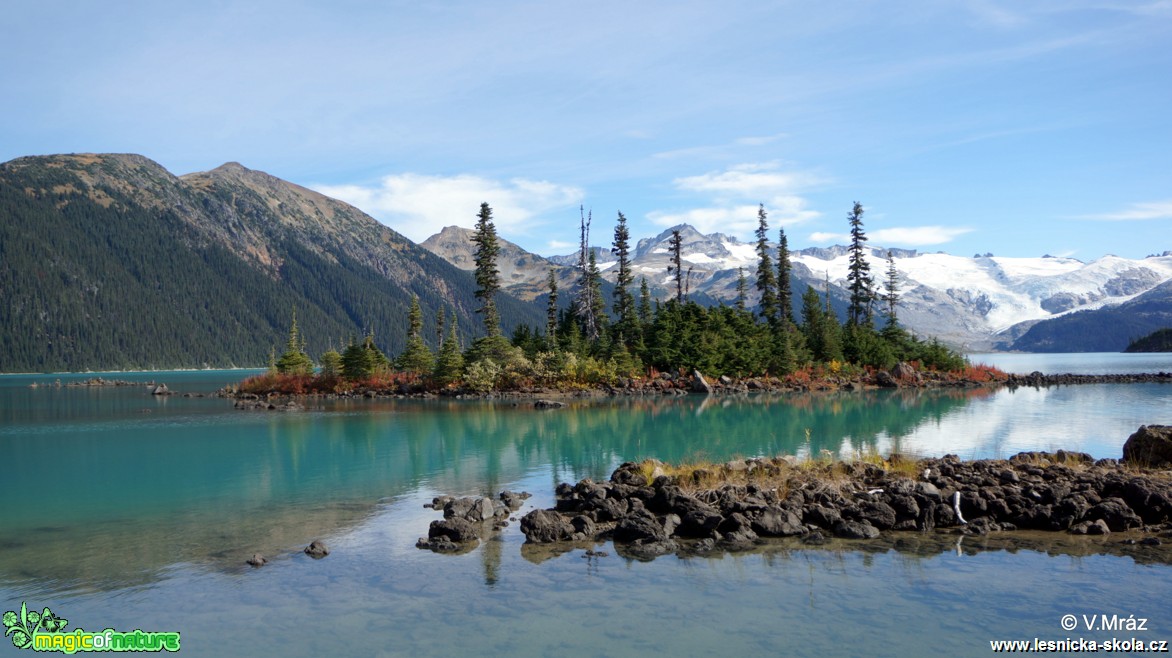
[
  {"left": 0, "top": 154, "right": 543, "bottom": 372},
  {"left": 539, "top": 225, "right": 1172, "bottom": 352},
  {"left": 1008, "top": 280, "right": 1172, "bottom": 352},
  {"left": 421, "top": 225, "right": 578, "bottom": 301}
]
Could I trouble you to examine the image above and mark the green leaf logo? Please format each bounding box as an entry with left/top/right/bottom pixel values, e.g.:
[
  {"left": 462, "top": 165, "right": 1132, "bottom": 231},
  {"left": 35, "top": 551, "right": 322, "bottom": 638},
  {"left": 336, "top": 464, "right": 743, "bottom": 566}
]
[{"left": 3, "top": 602, "right": 68, "bottom": 650}]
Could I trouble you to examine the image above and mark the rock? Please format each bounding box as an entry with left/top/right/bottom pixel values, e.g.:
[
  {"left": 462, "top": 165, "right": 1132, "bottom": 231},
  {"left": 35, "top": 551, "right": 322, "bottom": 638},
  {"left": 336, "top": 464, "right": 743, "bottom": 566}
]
[
  {"left": 893, "top": 361, "right": 918, "bottom": 382},
  {"left": 1122, "top": 425, "right": 1172, "bottom": 467},
  {"left": 519, "top": 509, "right": 576, "bottom": 543},
  {"left": 875, "top": 371, "right": 898, "bottom": 388},
  {"left": 915, "top": 481, "right": 943, "bottom": 501},
  {"left": 303, "top": 540, "right": 330, "bottom": 558},
  {"left": 245, "top": 553, "right": 267, "bottom": 567},
  {"left": 611, "top": 462, "right": 649, "bottom": 487},
  {"left": 443, "top": 496, "right": 500, "bottom": 523},
  {"left": 570, "top": 515, "right": 597, "bottom": 539},
  {"left": 803, "top": 505, "right": 842, "bottom": 529},
  {"left": 1084, "top": 498, "right": 1143, "bottom": 532},
  {"left": 428, "top": 517, "right": 481, "bottom": 543},
  {"left": 152, "top": 384, "right": 171, "bottom": 396},
  {"left": 499, "top": 490, "right": 531, "bottom": 510},
  {"left": 751, "top": 507, "right": 805, "bottom": 537},
  {"left": 833, "top": 520, "right": 880, "bottom": 540},
  {"left": 858, "top": 501, "right": 897, "bottom": 530},
  {"left": 614, "top": 509, "right": 668, "bottom": 543},
  {"left": 534, "top": 399, "right": 566, "bottom": 409},
  {"left": 692, "top": 370, "right": 714, "bottom": 394}
]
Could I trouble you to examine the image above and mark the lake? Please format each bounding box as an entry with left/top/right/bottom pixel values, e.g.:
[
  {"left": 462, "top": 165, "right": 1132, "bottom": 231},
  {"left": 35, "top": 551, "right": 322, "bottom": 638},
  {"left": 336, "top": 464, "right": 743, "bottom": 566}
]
[{"left": 2, "top": 354, "right": 1170, "bottom": 657}]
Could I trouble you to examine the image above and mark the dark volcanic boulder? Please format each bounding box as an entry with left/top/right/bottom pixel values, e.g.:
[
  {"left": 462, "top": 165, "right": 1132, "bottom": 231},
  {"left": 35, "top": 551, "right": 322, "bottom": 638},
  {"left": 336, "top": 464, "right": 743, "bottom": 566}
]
[
  {"left": 1122, "top": 425, "right": 1172, "bottom": 467},
  {"left": 833, "top": 520, "right": 880, "bottom": 540},
  {"left": 303, "top": 540, "right": 330, "bottom": 558},
  {"left": 751, "top": 506, "right": 805, "bottom": 537},
  {"left": 1084, "top": 498, "right": 1143, "bottom": 532},
  {"left": 429, "top": 517, "right": 481, "bottom": 543},
  {"left": 520, "top": 509, "right": 576, "bottom": 543},
  {"left": 614, "top": 509, "right": 668, "bottom": 543}
]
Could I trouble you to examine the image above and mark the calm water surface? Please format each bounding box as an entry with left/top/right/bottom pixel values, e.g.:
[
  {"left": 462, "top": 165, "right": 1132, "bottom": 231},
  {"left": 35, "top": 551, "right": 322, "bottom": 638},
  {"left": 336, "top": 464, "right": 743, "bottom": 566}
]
[{"left": 1, "top": 357, "right": 1170, "bottom": 657}]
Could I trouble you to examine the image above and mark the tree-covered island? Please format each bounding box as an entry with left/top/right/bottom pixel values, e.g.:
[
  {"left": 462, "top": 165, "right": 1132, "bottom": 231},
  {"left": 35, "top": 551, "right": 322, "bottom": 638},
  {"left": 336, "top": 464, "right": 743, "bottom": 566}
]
[{"left": 235, "top": 201, "right": 1003, "bottom": 397}]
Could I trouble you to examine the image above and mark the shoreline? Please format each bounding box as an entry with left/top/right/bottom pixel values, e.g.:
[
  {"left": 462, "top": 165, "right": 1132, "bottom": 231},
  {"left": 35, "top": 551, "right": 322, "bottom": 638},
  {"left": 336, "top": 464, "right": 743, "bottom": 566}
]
[{"left": 220, "top": 367, "right": 1172, "bottom": 408}]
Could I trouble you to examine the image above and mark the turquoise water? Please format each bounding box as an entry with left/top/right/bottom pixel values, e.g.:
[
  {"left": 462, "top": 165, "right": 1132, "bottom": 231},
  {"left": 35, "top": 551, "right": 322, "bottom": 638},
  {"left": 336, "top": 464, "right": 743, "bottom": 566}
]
[{"left": 1, "top": 358, "right": 1170, "bottom": 656}]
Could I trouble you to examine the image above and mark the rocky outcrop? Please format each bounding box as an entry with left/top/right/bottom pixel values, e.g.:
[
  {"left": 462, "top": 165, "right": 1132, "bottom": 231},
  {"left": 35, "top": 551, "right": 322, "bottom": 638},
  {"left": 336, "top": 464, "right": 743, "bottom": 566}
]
[
  {"left": 416, "top": 493, "right": 528, "bottom": 553},
  {"left": 510, "top": 450, "right": 1172, "bottom": 561},
  {"left": 1123, "top": 425, "right": 1172, "bottom": 468}
]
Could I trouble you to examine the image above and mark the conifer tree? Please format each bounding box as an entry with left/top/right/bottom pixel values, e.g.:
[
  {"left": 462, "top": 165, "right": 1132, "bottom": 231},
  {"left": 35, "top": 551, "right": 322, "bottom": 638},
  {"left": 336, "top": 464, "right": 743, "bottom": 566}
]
[
  {"left": 545, "top": 268, "right": 559, "bottom": 345},
  {"left": 276, "top": 308, "right": 314, "bottom": 375},
  {"left": 396, "top": 294, "right": 434, "bottom": 374},
  {"left": 882, "top": 250, "right": 901, "bottom": 329},
  {"left": 318, "top": 345, "right": 343, "bottom": 378},
  {"left": 611, "top": 211, "right": 637, "bottom": 346},
  {"left": 846, "top": 201, "right": 875, "bottom": 326},
  {"left": 777, "top": 227, "right": 794, "bottom": 325},
  {"left": 433, "top": 312, "right": 464, "bottom": 386},
  {"left": 471, "top": 202, "right": 501, "bottom": 337},
  {"left": 755, "top": 204, "right": 779, "bottom": 325},
  {"left": 435, "top": 307, "right": 445, "bottom": 351},
  {"left": 667, "top": 229, "right": 684, "bottom": 303},
  {"left": 735, "top": 267, "right": 748, "bottom": 312},
  {"left": 638, "top": 276, "right": 653, "bottom": 327}
]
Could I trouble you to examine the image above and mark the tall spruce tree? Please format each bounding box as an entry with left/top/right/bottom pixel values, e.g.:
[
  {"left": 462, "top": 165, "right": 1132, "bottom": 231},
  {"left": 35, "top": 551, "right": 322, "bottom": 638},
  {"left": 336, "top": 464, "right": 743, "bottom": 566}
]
[
  {"left": 433, "top": 312, "right": 464, "bottom": 387},
  {"left": 882, "top": 250, "right": 901, "bottom": 329},
  {"left": 611, "top": 211, "right": 636, "bottom": 346},
  {"left": 846, "top": 201, "right": 874, "bottom": 326},
  {"left": 755, "top": 204, "right": 779, "bottom": 325},
  {"left": 545, "top": 268, "right": 559, "bottom": 345},
  {"left": 667, "top": 229, "right": 684, "bottom": 303},
  {"left": 735, "top": 267, "right": 748, "bottom": 311},
  {"left": 396, "top": 294, "right": 434, "bottom": 374},
  {"left": 638, "top": 276, "right": 652, "bottom": 327},
  {"left": 275, "top": 308, "right": 314, "bottom": 375},
  {"left": 777, "top": 227, "right": 794, "bottom": 325},
  {"left": 471, "top": 202, "right": 501, "bottom": 337}
]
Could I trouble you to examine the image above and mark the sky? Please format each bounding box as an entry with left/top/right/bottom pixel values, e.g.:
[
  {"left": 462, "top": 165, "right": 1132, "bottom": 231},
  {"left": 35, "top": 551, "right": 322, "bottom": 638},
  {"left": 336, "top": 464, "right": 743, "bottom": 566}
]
[{"left": 2, "top": 1, "right": 1170, "bottom": 260}]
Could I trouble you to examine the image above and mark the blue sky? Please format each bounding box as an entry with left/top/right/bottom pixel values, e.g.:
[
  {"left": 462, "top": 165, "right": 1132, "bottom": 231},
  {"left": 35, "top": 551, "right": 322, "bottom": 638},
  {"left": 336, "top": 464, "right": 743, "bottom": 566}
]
[{"left": 2, "top": 1, "right": 1170, "bottom": 259}]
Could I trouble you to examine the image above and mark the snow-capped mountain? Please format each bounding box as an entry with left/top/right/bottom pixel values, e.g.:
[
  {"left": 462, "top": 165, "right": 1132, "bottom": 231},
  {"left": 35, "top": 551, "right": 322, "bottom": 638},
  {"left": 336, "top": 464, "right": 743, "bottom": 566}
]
[{"left": 424, "top": 223, "right": 1172, "bottom": 351}]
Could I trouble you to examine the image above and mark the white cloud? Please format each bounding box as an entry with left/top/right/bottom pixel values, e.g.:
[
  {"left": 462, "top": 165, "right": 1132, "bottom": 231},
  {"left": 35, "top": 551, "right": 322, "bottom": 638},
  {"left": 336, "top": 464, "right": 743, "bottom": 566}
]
[
  {"left": 647, "top": 162, "right": 823, "bottom": 237},
  {"left": 673, "top": 162, "right": 823, "bottom": 197},
  {"left": 870, "top": 226, "right": 974, "bottom": 245},
  {"left": 1077, "top": 200, "right": 1172, "bottom": 221},
  {"left": 809, "top": 231, "right": 848, "bottom": 244},
  {"left": 314, "top": 173, "right": 584, "bottom": 243},
  {"left": 546, "top": 239, "right": 575, "bottom": 251},
  {"left": 808, "top": 226, "right": 972, "bottom": 247}
]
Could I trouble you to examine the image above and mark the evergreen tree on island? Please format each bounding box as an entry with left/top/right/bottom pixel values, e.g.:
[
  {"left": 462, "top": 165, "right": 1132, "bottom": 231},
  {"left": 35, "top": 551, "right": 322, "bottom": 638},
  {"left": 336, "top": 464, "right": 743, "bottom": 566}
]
[
  {"left": 275, "top": 308, "right": 314, "bottom": 375},
  {"left": 471, "top": 202, "right": 502, "bottom": 338},
  {"left": 396, "top": 294, "right": 434, "bottom": 374},
  {"left": 845, "top": 201, "right": 875, "bottom": 327},
  {"left": 755, "top": 204, "right": 779, "bottom": 325},
  {"left": 611, "top": 211, "right": 637, "bottom": 347}
]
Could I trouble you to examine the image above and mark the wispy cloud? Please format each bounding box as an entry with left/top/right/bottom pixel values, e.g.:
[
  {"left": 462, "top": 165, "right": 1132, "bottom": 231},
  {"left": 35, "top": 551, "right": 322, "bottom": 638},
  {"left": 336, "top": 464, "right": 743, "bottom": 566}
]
[
  {"left": 1076, "top": 200, "right": 1172, "bottom": 221},
  {"left": 651, "top": 134, "right": 789, "bottom": 160},
  {"left": 808, "top": 226, "right": 973, "bottom": 246},
  {"left": 648, "top": 162, "right": 824, "bottom": 237},
  {"left": 313, "top": 174, "right": 584, "bottom": 243}
]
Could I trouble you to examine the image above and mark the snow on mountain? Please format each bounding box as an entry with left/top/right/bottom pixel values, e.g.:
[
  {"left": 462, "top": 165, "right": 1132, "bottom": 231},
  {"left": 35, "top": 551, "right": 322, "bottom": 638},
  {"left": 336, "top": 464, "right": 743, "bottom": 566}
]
[
  {"left": 424, "top": 222, "right": 1172, "bottom": 351},
  {"left": 791, "top": 248, "right": 1172, "bottom": 349}
]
